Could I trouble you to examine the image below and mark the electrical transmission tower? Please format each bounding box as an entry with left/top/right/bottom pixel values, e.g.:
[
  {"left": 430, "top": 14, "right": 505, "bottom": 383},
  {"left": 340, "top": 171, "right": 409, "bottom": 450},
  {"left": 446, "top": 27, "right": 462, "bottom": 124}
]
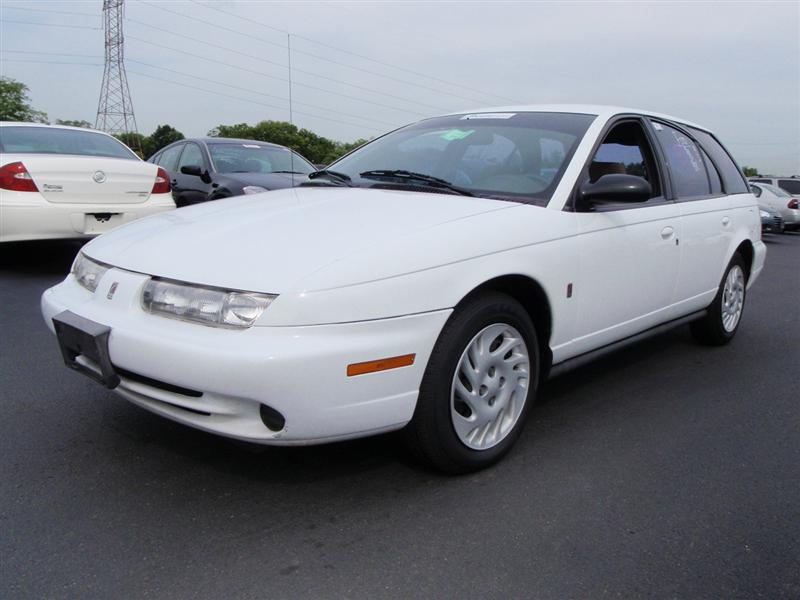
[{"left": 95, "top": 0, "right": 140, "bottom": 153}]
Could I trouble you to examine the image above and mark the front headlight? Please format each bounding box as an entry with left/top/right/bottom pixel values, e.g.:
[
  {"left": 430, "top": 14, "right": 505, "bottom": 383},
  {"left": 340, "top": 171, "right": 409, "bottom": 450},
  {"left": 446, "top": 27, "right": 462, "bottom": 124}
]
[
  {"left": 141, "top": 278, "right": 277, "bottom": 328},
  {"left": 72, "top": 253, "right": 110, "bottom": 292},
  {"left": 242, "top": 185, "right": 269, "bottom": 195},
  {"left": 759, "top": 209, "right": 770, "bottom": 218}
]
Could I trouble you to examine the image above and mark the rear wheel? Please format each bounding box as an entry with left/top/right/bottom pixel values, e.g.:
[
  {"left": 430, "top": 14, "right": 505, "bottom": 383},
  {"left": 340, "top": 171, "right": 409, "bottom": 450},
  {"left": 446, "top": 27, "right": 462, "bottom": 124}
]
[
  {"left": 690, "top": 253, "right": 747, "bottom": 345},
  {"left": 405, "top": 292, "right": 539, "bottom": 473}
]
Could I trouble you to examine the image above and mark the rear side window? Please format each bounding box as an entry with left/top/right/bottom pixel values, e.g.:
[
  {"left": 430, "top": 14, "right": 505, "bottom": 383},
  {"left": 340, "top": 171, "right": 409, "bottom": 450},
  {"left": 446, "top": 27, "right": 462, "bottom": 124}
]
[
  {"left": 750, "top": 178, "right": 772, "bottom": 184},
  {"left": 750, "top": 185, "right": 762, "bottom": 198},
  {"left": 687, "top": 127, "right": 749, "bottom": 194},
  {"left": 777, "top": 179, "right": 800, "bottom": 195},
  {"left": 651, "top": 121, "right": 709, "bottom": 197},
  {"left": 0, "top": 126, "right": 137, "bottom": 160}
]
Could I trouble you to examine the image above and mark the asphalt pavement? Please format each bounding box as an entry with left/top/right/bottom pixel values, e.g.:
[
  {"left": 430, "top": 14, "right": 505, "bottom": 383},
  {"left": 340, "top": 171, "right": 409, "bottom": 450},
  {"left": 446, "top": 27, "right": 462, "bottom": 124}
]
[{"left": 1, "top": 233, "right": 798, "bottom": 599}]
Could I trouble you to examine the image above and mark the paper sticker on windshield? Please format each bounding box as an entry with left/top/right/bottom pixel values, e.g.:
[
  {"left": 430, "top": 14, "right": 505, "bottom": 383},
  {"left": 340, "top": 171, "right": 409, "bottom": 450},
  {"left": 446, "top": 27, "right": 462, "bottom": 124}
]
[
  {"left": 242, "top": 144, "right": 261, "bottom": 148},
  {"left": 440, "top": 129, "right": 475, "bottom": 141},
  {"left": 460, "top": 113, "right": 516, "bottom": 120}
]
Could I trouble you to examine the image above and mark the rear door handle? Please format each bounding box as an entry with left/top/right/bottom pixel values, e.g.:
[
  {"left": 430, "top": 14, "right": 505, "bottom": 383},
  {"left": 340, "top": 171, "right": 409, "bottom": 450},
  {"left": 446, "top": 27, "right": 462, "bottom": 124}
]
[
  {"left": 661, "top": 226, "right": 674, "bottom": 239},
  {"left": 722, "top": 216, "right": 731, "bottom": 226}
]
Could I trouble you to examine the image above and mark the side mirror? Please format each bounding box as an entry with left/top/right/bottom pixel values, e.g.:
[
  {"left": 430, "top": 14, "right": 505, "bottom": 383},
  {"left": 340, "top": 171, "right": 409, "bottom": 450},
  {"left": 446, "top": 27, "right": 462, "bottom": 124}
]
[
  {"left": 577, "top": 174, "right": 652, "bottom": 208},
  {"left": 180, "top": 165, "right": 203, "bottom": 177}
]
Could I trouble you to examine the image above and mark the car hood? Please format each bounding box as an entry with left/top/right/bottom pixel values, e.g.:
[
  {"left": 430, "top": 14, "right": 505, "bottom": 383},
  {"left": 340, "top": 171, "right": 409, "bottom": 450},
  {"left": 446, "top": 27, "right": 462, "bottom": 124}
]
[
  {"left": 83, "top": 186, "right": 515, "bottom": 293},
  {"left": 220, "top": 172, "right": 308, "bottom": 189}
]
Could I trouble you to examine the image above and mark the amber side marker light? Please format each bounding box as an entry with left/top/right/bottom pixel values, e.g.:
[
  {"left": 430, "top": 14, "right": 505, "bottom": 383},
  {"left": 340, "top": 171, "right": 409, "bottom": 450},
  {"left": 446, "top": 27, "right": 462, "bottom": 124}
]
[{"left": 347, "top": 354, "right": 416, "bottom": 377}]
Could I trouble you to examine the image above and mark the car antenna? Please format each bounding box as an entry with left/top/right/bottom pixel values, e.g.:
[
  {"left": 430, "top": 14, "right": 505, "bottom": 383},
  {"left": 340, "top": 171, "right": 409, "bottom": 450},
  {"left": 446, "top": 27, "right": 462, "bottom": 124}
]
[{"left": 287, "top": 33, "right": 295, "bottom": 188}]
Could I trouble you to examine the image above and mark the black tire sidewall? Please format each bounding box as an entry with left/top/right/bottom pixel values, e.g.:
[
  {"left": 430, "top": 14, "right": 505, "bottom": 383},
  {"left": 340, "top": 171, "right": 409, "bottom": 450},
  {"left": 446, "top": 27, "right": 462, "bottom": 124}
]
[{"left": 414, "top": 292, "right": 540, "bottom": 471}]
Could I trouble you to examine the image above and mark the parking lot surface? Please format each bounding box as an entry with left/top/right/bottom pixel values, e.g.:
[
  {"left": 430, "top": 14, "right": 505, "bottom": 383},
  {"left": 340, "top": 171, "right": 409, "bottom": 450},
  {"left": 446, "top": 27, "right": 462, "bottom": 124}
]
[{"left": 1, "top": 234, "right": 798, "bottom": 599}]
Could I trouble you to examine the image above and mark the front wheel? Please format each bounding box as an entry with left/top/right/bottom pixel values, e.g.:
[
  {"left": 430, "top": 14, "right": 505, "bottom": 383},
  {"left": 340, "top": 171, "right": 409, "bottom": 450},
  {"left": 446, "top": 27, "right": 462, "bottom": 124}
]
[
  {"left": 405, "top": 292, "right": 539, "bottom": 473},
  {"left": 690, "top": 252, "right": 747, "bottom": 345}
]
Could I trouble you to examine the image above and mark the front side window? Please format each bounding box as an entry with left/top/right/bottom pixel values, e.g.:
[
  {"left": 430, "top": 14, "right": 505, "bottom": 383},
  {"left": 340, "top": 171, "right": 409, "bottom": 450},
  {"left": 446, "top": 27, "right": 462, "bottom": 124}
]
[
  {"left": 0, "top": 126, "right": 138, "bottom": 160},
  {"left": 208, "top": 144, "right": 315, "bottom": 175},
  {"left": 587, "top": 120, "right": 661, "bottom": 197},
  {"left": 178, "top": 143, "right": 205, "bottom": 170},
  {"left": 651, "top": 122, "right": 709, "bottom": 198},
  {"left": 327, "top": 112, "right": 596, "bottom": 204},
  {"left": 777, "top": 179, "right": 800, "bottom": 195},
  {"left": 158, "top": 144, "right": 184, "bottom": 172}
]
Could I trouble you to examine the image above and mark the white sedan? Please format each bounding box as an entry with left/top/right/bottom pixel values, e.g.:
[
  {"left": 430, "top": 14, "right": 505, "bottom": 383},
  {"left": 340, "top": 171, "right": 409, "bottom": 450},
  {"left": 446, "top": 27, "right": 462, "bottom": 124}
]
[
  {"left": 0, "top": 122, "right": 175, "bottom": 242},
  {"left": 41, "top": 105, "right": 765, "bottom": 473},
  {"left": 749, "top": 181, "right": 800, "bottom": 231}
]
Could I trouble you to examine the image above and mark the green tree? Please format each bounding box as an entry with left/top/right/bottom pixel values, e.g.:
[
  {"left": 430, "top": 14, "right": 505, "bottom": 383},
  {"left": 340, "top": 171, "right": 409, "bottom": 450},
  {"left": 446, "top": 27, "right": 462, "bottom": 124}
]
[
  {"left": 742, "top": 166, "right": 759, "bottom": 177},
  {"left": 115, "top": 132, "right": 146, "bottom": 157},
  {"left": 145, "top": 124, "right": 184, "bottom": 157},
  {"left": 0, "top": 76, "right": 48, "bottom": 123},
  {"left": 208, "top": 120, "right": 368, "bottom": 165},
  {"left": 55, "top": 119, "right": 93, "bottom": 128}
]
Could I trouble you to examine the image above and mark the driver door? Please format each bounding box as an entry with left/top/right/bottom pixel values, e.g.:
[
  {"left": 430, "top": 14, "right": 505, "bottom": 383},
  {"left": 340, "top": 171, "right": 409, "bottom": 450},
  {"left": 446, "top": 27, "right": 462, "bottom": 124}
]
[{"left": 570, "top": 118, "right": 681, "bottom": 356}]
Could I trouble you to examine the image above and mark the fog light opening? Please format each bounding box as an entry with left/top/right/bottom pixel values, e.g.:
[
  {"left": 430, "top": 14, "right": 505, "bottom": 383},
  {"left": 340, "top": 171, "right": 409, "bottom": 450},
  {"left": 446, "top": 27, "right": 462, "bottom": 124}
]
[{"left": 259, "top": 404, "right": 286, "bottom": 432}]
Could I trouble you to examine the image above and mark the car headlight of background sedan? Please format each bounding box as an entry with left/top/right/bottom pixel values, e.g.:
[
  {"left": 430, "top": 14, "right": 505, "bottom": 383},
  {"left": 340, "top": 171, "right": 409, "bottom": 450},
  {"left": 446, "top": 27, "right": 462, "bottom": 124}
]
[
  {"left": 242, "top": 185, "right": 269, "bottom": 195},
  {"left": 141, "top": 278, "right": 277, "bottom": 328},
  {"left": 72, "top": 253, "right": 110, "bottom": 292},
  {"left": 760, "top": 209, "right": 770, "bottom": 218}
]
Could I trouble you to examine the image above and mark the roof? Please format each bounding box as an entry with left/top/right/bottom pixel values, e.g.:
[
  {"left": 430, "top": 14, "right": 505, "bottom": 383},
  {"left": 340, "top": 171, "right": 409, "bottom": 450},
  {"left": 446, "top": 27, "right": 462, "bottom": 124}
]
[
  {"left": 192, "top": 137, "right": 286, "bottom": 149},
  {"left": 442, "top": 104, "right": 711, "bottom": 132}
]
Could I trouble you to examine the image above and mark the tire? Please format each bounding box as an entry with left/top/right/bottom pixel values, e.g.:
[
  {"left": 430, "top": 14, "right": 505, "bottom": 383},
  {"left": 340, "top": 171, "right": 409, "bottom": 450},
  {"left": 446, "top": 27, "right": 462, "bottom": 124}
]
[
  {"left": 690, "top": 252, "right": 747, "bottom": 346},
  {"left": 405, "top": 292, "right": 540, "bottom": 473}
]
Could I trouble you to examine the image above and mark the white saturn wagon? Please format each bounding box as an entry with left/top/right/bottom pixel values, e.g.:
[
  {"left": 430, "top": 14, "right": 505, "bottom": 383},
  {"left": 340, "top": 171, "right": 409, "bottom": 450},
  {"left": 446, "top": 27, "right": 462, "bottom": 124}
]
[
  {"left": 41, "top": 106, "right": 765, "bottom": 473},
  {"left": 0, "top": 122, "right": 175, "bottom": 243}
]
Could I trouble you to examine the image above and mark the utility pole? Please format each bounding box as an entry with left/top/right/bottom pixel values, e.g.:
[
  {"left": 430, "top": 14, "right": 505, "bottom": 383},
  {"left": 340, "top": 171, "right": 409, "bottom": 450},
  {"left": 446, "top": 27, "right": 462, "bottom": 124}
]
[{"left": 95, "top": 0, "right": 141, "bottom": 154}]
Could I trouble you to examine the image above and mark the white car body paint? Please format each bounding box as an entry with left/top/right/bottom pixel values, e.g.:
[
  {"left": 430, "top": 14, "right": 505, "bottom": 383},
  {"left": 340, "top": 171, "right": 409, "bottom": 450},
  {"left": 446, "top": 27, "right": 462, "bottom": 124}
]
[
  {"left": 41, "top": 105, "right": 767, "bottom": 445},
  {"left": 1, "top": 122, "right": 175, "bottom": 242}
]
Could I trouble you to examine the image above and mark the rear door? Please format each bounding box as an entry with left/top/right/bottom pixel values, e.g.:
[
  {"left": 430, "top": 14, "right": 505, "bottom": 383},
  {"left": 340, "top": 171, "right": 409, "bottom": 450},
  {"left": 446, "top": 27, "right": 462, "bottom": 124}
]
[
  {"left": 655, "top": 122, "right": 754, "bottom": 314},
  {"left": 571, "top": 117, "right": 682, "bottom": 355}
]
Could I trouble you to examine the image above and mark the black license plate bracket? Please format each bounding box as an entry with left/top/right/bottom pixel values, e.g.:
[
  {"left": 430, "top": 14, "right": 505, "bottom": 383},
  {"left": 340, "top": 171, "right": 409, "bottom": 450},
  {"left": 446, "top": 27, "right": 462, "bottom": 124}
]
[{"left": 53, "top": 311, "right": 120, "bottom": 389}]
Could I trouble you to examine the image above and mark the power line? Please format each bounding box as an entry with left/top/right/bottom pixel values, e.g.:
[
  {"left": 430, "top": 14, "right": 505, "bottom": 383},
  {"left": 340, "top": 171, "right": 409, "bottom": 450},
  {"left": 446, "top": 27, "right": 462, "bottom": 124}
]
[
  {"left": 0, "top": 19, "right": 100, "bottom": 30},
  {"left": 1, "top": 5, "right": 97, "bottom": 18},
  {"left": 188, "top": 0, "right": 519, "bottom": 105},
  {"left": 141, "top": 0, "right": 509, "bottom": 107},
  {"left": 126, "top": 34, "right": 433, "bottom": 118},
  {"left": 125, "top": 70, "right": 388, "bottom": 134},
  {"left": 2, "top": 57, "right": 390, "bottom": 135},
  {"left": 125, "top": 59, "right": 401, "bottom": 128},
  {"left": 4, "top": 49, "right": 102, "bottom": 59},
  {"left": 123, "top": 17, "right": 453, "bottom": 114}
]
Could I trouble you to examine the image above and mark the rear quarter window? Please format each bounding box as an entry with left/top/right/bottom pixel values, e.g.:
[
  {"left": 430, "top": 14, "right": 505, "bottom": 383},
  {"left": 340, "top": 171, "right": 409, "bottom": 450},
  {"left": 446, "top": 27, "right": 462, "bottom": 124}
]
[{"left": 687, "top": 127, "right": 749, "bottom": 194}]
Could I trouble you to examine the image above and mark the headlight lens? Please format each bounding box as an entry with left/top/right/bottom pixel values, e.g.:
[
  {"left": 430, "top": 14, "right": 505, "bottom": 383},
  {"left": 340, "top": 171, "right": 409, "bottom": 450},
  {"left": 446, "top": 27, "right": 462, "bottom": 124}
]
[
  {"left": 242, "top": 185, "right": 269, "bottom": 195},
  {"left": 759, "top": 209, "right": 769, "bottom": 218},
  {"left": 142, "top": 278, "right": 277, "bottom": 328},
  {"left": 72, "top": 253, "right": 109, "bottom": 292}
]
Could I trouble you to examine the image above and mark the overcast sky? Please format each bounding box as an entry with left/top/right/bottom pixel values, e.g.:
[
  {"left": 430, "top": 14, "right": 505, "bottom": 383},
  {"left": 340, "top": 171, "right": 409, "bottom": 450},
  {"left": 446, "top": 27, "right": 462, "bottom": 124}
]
[{"left": 1, "top": 0, "right": 798, "bottom": 174}]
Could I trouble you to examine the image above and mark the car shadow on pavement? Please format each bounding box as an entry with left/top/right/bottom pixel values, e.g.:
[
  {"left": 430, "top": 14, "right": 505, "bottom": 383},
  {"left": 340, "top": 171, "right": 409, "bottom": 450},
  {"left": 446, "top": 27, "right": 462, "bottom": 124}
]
[
  {"left": 105, "top": 324, "right": 696, "bottom": 485},
  {"left": 0, "top": 239, "right": 84, "bottom": 276}
]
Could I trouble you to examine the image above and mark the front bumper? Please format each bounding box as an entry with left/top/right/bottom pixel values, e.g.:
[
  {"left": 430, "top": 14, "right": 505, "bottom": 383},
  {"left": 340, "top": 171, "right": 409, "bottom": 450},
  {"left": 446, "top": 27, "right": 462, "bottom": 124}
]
[
  {"left": 0, "top": 191, "right": 175, "bottom": 243},
  {"left": 41, "top": 270, "right": 450, "bottom": 445},
  {"left": 748, "top": 240, "right": 767, "bottom": 289}
]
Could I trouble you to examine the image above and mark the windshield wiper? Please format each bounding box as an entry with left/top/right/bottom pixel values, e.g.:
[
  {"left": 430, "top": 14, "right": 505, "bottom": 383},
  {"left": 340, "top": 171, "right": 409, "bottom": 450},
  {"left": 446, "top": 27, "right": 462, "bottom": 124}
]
[
  {"left": 358, "top": 170, "right": 474, "bottom": 196},
  {"left": 306, "top": 169, "right": 353, "bottom": 186},
  {"left": 271, "top": 170, "right": 308, "bottom": 174}
]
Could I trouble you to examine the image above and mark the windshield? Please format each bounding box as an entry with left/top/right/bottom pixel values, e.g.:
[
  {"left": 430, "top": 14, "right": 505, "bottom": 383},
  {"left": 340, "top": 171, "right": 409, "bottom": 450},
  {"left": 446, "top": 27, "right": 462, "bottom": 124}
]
[
  {"left": 208, "top": 143, "right": 315, "bottom": 175},
  {"left": 0, "top": 126, "right": 138, "bottom": 159},
  {"left": 327, "top": 112, "right": 596, "bottom": 204}
]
